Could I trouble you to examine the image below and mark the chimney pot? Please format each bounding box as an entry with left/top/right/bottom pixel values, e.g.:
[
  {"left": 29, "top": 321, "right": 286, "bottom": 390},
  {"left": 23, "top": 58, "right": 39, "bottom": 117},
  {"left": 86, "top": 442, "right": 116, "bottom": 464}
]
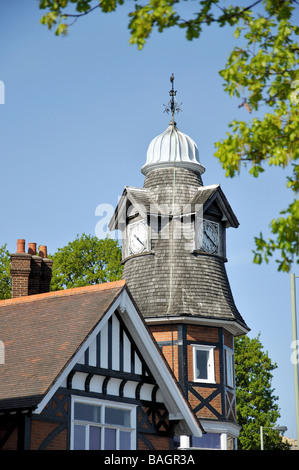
[
  {"left": 17, "top": 239, "right": 25, "bottom": 254},
  {"left": 11, "top": 241, "right": 52, "bottom": 298},
  {"left": 28, "top": 242, "right": 36, "bottom": 255},
  {"left": 39, "top": 245, "right": 47, "bottom": 258}
]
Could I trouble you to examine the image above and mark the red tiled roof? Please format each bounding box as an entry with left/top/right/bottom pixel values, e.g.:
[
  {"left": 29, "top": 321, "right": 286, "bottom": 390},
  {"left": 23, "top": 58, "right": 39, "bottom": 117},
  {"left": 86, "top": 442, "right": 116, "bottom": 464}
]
[{"left": 0, "top": 281, "right": 126, "bottom": 410}]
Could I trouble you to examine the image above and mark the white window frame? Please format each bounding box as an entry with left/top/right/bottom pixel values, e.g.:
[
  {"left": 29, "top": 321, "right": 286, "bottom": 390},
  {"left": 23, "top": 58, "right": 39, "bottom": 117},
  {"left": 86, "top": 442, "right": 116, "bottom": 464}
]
[
  {"left": 71, "top": 396, "right": 137, "bottom": 450},
  {"left": 192, "top": 345, "right": 216, "bottom": 384},
  {"left": 225, "top": 348, "right": 234, "bottom": 388}
]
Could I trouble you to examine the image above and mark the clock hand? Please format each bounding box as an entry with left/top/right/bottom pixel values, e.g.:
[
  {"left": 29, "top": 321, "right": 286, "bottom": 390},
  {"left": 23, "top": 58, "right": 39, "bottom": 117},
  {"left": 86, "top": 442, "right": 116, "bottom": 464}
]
[
  {"left": 134, "top": 234, "right": 145, "bottom": 246},
  {"left": 204, "top": 230, "right": 216, "bottom": 246}
]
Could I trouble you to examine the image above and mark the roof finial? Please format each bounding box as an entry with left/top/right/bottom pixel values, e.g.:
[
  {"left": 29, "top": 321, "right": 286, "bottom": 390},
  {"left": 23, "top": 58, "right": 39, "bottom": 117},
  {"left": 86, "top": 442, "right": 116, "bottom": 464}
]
[{"left": 163, "top": 74, "right": 182, "bottom": 126}]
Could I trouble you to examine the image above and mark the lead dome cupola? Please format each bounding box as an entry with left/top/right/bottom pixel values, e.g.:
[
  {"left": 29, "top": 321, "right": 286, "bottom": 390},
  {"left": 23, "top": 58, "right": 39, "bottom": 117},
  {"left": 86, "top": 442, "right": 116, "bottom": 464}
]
[
  {"left": 141, "top": 74, "right": 205, "bottom": 176},
  {"left": 141, "top": 122, "right": 205, "bottom": 176}
]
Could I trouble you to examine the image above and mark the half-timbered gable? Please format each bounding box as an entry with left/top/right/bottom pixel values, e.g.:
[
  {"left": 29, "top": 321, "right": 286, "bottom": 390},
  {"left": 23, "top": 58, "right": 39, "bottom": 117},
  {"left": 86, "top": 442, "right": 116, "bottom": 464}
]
[{"left": 0, "top": 280, "right": 202, "bottom": 450}]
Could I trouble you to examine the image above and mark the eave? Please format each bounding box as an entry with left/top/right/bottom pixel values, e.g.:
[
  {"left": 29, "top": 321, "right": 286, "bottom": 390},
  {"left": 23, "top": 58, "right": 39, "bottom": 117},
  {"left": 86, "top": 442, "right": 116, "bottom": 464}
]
[
  {"left": 145, "top": 315, "right": 250, "bottom": 337},
  {"left": 190, "top": 184, "right": 239, "bottom": 229}
]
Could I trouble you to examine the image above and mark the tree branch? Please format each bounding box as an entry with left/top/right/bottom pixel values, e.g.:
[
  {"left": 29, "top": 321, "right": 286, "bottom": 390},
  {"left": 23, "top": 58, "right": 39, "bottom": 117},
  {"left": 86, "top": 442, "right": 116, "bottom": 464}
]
[{"left": 62, "top": 4, "right": 101, "bottom": 19}]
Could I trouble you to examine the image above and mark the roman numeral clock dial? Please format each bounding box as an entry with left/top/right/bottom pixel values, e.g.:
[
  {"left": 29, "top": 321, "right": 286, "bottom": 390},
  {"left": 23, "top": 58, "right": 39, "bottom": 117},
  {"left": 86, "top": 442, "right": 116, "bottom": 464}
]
[
  {"left": 202, "top": 220, "right": 218, "bottom": 254},
  {"left": 127, "top": 220, "right": 148, "bottom": 256},
  {"left": 196, "top": 219, "right": 219, "bottom": 254}
]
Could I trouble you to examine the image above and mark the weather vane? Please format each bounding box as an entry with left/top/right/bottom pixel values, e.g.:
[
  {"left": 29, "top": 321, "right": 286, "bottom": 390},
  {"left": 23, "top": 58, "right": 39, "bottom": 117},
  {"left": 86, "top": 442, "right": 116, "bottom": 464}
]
[{"left": 163, "top": 74, "right": 182, "bottom": 124}]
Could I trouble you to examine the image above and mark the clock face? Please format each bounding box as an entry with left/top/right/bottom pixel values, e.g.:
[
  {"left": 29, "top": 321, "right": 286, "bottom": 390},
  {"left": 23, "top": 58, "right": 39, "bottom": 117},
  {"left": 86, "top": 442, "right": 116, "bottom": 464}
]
[
  {"left": 202, "top": 220, "right": 218, "bottom": 254},
  {"left": 128, "top": 220, "right": 148, "bottom": 255}
]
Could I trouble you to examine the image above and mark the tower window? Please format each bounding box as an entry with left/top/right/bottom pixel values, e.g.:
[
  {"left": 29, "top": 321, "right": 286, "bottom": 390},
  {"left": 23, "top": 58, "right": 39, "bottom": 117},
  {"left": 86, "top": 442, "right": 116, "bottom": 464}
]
[
  {"left": 225, "top": 349, "right": 234, "bottom": 388},
  {"left": 192, "top": 345, "right": 215, "bottom": 383}
]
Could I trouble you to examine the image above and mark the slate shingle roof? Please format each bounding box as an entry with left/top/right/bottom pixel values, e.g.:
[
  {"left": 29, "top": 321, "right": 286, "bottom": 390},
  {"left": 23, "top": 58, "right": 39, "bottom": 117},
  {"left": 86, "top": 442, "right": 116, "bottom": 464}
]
[
  {"left": 0, "top": 281, "right": 126, "bottom": 411},
  {"left": 111, "top": 167, "right": 249, "bottom": 333},
  {"left": 189, "top": 184, "right": 239, "bottom": 228},
  {"left": 123, "top": 239, "right": 248, "bottom": 330}
]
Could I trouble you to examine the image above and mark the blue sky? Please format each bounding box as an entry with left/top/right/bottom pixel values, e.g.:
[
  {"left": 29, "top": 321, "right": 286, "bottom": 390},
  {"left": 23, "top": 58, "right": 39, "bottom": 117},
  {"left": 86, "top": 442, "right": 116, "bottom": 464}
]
[{"left": 0, "top": 0, "right": 298, "bottom": 441}]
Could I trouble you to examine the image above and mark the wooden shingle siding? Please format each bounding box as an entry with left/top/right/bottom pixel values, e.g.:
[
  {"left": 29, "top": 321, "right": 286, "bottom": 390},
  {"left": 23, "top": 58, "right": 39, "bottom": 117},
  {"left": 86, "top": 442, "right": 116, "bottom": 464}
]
[{"left": 121, "top": 167, "right": 247, "bottom": 331}]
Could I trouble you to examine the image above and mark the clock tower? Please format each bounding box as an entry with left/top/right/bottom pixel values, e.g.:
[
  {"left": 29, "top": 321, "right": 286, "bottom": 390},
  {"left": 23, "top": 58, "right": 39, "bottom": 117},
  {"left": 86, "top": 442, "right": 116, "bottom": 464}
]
[{"left": 109, "top": 76, "right": 249, "bottom": 450}]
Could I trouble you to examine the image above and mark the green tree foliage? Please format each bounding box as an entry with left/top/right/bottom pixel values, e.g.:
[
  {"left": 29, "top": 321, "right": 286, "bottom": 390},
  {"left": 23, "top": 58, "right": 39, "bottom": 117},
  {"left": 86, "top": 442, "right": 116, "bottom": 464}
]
[
  {"left": 0, "top": 244, "right": 11, "bottom": 300},
  {"left": 235, "top": 334, "right": 289, "bottom": 450},
  {"left": 49, "top": 234, "right": 123, "bottom": 291},
  {"left": 0, "top": 236, "right": 122, "bottom": 298},
  {"left": 39, "top": 0, "right": 299, "bottom": 273},
  {"left": 215, "top": 4, "right": 299, "bottom": 273}
]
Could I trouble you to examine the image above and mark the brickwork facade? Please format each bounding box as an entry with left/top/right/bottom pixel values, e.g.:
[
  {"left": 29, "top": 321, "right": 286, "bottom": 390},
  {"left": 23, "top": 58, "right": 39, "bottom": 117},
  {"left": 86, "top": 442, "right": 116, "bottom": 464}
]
[
  {"left": 30, "top": 421, "right": 67, "bottom": 450},
  {"left": 150, "top": 324, "right": 236, "bottom": 424}
]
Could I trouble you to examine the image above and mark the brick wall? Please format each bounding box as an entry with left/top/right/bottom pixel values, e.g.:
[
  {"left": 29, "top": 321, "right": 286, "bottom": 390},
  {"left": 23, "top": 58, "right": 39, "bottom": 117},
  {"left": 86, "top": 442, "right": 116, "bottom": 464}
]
[
  {"left": 223, "top": 329, "right": 234, "bottom": 349},
  {"left": 186, "top": 325, "right": 219, "bottom": 343},
  {"left": 189, "top": 387, "right": 222, "bottom": 419},
  {"left": 149, "top": 324, "right": 178, "bottom": 342},
  {"left": 150, "top": 323, "right": 236, "bottom": 424},
  {"left": 0, "top": 426, "right": 18, "bottom": 450},
  {"left": 138, "top": 435, "right": 171, "bottom": 450},
  {"left": 10, "top": 253, "right": 31, "bottom": 298},
  {"left": 149, "top": 325, "right": 179, "bottom": 379},
  {"left": 30, "top": 420, "right": 67, "bottom": 450},
  {"left": 161, "top": 344, "right": 179, "bottom": 380}
]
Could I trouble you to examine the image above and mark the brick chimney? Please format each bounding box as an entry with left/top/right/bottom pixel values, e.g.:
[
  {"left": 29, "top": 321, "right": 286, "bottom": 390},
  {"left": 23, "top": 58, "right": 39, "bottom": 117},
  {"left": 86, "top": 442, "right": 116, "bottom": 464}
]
[
  {"left": 39, "top": 245, "right": 53, "bottom": 294},
  {"left": 10, "top": 239, "right": 53, "bottom": 298},
  {"left": 10, "top": 239, "right": 31, "bottom": 298}
]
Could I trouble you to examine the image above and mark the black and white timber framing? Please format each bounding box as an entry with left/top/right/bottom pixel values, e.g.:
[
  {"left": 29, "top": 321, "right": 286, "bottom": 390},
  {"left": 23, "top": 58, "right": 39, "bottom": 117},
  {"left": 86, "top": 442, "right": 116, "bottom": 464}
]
[{"left": 31, "top": 288, "right": 202, "bottom": 445}]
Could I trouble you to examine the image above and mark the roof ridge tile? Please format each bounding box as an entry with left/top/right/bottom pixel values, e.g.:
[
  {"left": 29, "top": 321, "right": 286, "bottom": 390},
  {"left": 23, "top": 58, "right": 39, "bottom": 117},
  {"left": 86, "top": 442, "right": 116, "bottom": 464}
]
[{"left": 0, "top": 280, "right": 126, "bottom": 307}]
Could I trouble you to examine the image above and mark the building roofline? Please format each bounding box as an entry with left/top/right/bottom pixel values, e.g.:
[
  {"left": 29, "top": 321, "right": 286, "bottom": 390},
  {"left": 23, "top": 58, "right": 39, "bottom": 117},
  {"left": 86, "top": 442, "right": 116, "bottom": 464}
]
[{"left": 0, "top": 280, "right": 126, "bottom": 308}]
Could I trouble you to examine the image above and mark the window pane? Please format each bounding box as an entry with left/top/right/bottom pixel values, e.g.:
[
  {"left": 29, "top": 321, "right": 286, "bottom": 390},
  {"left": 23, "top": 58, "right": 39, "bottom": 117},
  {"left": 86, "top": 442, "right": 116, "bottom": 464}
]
[
  {"left": 74, "top": 424, "right": 86, "bottom": 450},
  {"left": 105, "top": 428, "right": 116, "bottom": 450},
  {"left": 120, "top": 431, "right": 131, "bottom": 450},
  {"left": 173, "top": 436, "right": 180, "bottom": 448},
  {"left": 226, "top": 352, "right": 233, "bottom": 387},
  {"left": 196, "top": 350, "right": 209, "bottom": 380},
  {"left": 89, "top": 426, "right": 101, "bottom": 450},
  {"left": 74, "top": 403, "right": 101, "bottom": 423},
  {"left": 105, "top": 407, "right": 130, "bottom": 427},
  {"left": 191, "top": 433, "right": 221, "bottom": 449}
]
